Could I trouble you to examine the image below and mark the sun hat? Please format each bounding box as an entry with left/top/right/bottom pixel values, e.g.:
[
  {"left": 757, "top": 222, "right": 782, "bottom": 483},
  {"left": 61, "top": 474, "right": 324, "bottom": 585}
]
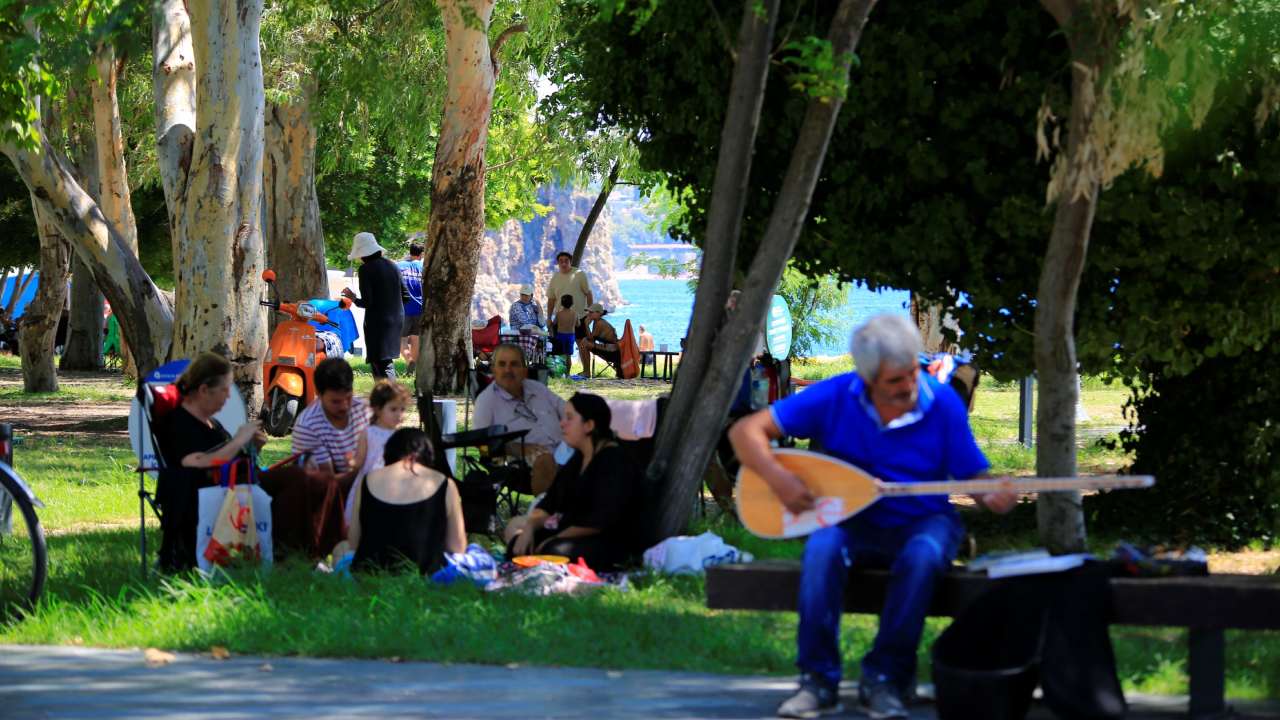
[
  {"left": 518, "top": 283, "right": 534, "bottom": 296},
  {"left": 587, "top": 302, "right": 607, "bottom": 315},
  {"left": 347, "top": 232, "right": 386, "bottom": 260}
]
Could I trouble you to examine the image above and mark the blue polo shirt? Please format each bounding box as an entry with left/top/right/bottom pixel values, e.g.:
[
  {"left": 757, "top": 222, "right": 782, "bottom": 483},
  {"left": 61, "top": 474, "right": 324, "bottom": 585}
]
[{"left": 770, "top": 371, "right": 989, "bottom": 528}]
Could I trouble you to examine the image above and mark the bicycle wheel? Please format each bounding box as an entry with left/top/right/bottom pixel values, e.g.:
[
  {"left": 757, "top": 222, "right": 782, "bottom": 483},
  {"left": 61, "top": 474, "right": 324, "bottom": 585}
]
[{"left": 0, "top": 471, "right": 47, "bottom": 613}]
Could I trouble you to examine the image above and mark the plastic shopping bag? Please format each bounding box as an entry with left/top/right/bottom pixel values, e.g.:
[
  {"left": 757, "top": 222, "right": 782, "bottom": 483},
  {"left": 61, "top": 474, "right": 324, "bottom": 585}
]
[
  {"left": 196, "top": 462, "right": 273, "bottom": 573},
  {"left": 642, "top": 531, "right": 753, "bottom": 575},
  {"left": 431, "top": 543, "right": 498, "bottom": 586},
  {"left": 203, "top": 483, "right": 260, "bottom": 566}
]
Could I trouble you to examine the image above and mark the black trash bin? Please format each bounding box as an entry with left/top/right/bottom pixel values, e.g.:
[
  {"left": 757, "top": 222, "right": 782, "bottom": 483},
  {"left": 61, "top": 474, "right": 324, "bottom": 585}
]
[{"left": 932, "top": 579, "right": 1047, "bottom": 720}]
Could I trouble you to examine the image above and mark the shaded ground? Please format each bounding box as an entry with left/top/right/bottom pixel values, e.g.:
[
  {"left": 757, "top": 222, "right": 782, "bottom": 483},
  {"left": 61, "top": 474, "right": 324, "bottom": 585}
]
[
  {"left": 1, "top": 645, "right": 1276, "bottom": 720},
  {"left": 0, "top": 365, "right": 132, "bottom": 435}
]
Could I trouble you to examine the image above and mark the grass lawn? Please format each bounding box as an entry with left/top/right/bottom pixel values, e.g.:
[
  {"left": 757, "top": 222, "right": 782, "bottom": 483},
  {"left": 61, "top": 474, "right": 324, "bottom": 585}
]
[{"left": 0, "top": 354, "right": 1276, "bottom": 699}]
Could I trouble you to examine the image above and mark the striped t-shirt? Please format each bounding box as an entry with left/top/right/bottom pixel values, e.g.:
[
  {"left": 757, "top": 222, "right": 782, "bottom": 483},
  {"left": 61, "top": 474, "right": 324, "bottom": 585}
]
[{"left": 291, "top": 397, "right": 370, "bottom": 473}]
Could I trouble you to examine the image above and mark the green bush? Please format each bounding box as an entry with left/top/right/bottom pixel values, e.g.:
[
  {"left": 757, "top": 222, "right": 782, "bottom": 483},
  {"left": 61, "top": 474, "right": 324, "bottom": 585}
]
[{"left": 1091, "top": 349, "right": 1280, "bottom": 549}]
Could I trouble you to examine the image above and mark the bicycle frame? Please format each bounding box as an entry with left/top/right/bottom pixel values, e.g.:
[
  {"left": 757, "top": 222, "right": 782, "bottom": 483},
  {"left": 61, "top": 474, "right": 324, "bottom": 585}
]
[{"left": 0, "top": 461, "right": 44, "bottom": 509}]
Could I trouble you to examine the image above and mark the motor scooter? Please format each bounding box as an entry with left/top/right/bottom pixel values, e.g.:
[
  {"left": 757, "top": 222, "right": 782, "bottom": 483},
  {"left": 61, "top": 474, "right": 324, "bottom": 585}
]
[{"left": 259, "top": 269, "right": 352, "bottom": 436}]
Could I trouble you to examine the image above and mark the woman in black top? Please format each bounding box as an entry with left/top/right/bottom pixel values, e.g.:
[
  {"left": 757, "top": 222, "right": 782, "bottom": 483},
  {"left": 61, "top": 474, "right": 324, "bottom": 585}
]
[
  {"left": 349, "top": 429, "right": 466, "bottom": 575},
  {"left": 341, "top": 232, "right": 405, "bottom": 380},
  {"left": 156, "top": 352, "right": 265, "bottom": 572},
  {"left": 504, "top": 393, "right": 638, "bottom": 570}
]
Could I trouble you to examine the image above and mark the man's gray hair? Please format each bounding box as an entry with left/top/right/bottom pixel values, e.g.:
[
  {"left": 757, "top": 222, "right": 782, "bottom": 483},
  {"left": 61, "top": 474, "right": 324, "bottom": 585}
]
[
  {"left": 493, "top": 343, "right": 527, "bottom": 367},
  {"left": 850, "top": 313, "right": 923, "bottom": 382}
]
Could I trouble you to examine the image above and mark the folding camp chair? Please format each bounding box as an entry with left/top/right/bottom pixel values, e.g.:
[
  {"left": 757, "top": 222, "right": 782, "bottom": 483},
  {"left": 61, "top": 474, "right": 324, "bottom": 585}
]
[
  {"left": 471, "top": 315, "right": 502, "bottom": 362},
  {"left": 128, "top": 359, "right": 249, "bottom": 574}
]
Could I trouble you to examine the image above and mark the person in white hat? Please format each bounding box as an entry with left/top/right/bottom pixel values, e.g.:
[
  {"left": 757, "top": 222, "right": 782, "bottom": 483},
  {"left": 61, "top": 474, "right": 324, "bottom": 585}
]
[
  {"left": 581, "top": 302, "right": 621, "bottom": 376},
  {"left": 341, "top": 232, "right": 404, "bottom": 380},
  {"left": 508, "top": 283, "right": 543, "bottom": 332}
]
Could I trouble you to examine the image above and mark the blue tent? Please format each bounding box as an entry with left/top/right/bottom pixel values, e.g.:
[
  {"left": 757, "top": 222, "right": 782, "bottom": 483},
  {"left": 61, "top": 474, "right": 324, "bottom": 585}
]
[{"left": 0, "top": 271, "right": 39, "bottom": 318}]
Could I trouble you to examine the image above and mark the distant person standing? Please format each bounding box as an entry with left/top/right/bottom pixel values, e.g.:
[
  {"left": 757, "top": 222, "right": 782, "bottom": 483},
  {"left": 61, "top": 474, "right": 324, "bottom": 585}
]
[
  {"left": 509, "top": 283, "right": 543, "bottom": 331},
  {"left": 638, "top": 324, "right": 655, "bottom": 373},
  {"left": 342, "top": 232, "right": 404, "bottom": 380},
  {"left": 398, "top": 242, "right": 425, "bottom": 367},
  {"left": 638, "top": 325, "right": 655, "bottom": 353},
  {"left": 545, "top": 251, "right": 593, "bottom": 373}
]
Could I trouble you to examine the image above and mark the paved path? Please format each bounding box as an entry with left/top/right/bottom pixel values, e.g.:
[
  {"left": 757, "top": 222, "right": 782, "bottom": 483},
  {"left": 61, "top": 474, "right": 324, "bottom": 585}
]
[{"left": 1, "top": 645, "right": 1276, "bottom": 719}]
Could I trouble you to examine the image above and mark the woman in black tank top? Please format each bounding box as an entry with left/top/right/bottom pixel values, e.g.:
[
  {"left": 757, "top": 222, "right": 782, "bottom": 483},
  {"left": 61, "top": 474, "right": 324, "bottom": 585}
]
[{"left": 350, "top": 429, "right": 466, "bottom": 574}]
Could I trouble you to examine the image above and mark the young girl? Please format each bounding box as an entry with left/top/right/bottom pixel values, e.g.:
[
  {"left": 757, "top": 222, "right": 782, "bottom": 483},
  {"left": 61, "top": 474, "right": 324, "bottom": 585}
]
[{"left": 345, "top": 380, "right": 410, "bottom": 525}]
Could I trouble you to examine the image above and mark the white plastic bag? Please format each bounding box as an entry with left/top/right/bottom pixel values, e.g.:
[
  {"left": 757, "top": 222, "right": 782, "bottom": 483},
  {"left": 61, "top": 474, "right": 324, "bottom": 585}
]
[
  {"left": 196, "top": 483, "right": 273, "bottom": 574},
  {"left": 643, "top": 531, "right": 753, "bottom": 575}
]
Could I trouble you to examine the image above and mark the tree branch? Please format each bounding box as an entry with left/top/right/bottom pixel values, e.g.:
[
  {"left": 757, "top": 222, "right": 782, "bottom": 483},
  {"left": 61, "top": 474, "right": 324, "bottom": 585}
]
[
  {"left": 704, "top": 0, "right": 735, "bottom": 58},
  {"left": 1039, "top": 0, "right": 1078, "bottom": 34},
  {"left": 490, "top": 22, "right": 528, "bottom": 75}
]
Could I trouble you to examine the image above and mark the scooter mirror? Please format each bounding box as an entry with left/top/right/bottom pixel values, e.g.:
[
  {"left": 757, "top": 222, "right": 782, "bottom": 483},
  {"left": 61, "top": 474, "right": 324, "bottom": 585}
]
[
  {"left": 262, "top": 269, "right": 277, "bottom": 283},
  {"left": 338, "top": 297, "right": 353, "bottom": 309}
]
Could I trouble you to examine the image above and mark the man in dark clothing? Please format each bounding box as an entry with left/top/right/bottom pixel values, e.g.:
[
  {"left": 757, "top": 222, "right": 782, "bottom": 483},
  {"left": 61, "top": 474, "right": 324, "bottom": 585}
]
[{"left": 341, "top": 232, "right": 404, "bottom": 380}]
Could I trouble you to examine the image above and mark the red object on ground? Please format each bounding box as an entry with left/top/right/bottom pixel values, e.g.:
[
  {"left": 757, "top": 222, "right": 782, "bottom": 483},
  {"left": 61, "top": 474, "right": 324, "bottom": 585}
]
[{"left": 566, "top": 557, "right": 602, "bottom": 583}]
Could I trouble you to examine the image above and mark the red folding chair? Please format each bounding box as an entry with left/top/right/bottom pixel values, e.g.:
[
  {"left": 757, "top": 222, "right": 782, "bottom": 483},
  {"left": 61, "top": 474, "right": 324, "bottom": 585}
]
[{"left": 471, "top": 315, "right": 502, "bottom": 358}]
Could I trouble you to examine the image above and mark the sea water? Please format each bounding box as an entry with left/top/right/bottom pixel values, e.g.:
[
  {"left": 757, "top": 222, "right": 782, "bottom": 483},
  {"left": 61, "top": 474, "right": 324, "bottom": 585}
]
[{"left": 609, "top": 279, "right": 911, "bottom": 358}]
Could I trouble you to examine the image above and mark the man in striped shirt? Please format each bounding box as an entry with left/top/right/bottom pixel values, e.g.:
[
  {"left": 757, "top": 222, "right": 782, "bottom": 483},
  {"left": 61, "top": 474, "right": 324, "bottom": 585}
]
[{"left": 292, "top": 357, "right": 368, "bottom": 489}]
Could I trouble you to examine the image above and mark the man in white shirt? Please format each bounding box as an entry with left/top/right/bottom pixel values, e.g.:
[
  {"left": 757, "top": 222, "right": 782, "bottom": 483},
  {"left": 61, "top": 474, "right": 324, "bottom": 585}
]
[{"left": 472, "top": 344, "right": 565, "bottom": 494}]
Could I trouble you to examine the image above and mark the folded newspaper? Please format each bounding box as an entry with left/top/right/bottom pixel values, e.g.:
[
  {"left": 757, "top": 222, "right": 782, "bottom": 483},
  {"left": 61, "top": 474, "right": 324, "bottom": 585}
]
[{"left": 968, "top": 549, "right": 1092, "bottom": 578}]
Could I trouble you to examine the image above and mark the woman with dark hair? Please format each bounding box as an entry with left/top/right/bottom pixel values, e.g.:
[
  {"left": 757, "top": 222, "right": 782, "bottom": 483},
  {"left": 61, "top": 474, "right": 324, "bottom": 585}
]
[
  {"left": 348, "top": 428, "right": 466, "bottom": 575},
  {"left": 503, "top": 392, "right": 639, "bottom": 570},
  {"left": 156, "top": 352, "right": 266, "bottom": 571}
]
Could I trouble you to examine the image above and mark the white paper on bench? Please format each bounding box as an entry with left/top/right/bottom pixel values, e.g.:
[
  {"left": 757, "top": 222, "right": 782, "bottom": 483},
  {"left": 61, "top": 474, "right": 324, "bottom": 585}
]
[{"left": 985, "top": 552, "right": 1091, "bottom": 579}]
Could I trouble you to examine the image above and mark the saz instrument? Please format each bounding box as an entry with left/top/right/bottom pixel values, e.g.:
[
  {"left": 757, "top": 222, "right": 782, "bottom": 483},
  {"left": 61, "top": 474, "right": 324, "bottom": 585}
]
[{"left": 736, "top": 449, "right": 1154, "bottom": 539}]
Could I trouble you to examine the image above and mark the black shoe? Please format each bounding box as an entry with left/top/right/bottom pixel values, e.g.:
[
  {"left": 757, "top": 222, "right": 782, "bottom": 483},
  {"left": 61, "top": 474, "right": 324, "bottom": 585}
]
[
  {"left": 777, "top": 674, "right": 842, "bottom": 718},
  {"left": 858, "top": 677, "right": 908, "bottom": 720}
]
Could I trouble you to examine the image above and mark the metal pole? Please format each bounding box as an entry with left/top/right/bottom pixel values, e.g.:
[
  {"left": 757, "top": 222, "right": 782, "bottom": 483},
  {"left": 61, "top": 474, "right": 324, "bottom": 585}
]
[{"left": 1018, "top": 376, "right": 1035, "bottom": 449}]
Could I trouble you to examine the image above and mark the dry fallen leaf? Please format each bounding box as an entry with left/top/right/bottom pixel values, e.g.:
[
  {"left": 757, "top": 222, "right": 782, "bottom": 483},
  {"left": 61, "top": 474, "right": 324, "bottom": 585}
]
[
  {"left": 210, "top": 646, "right": 230, "bottom": 660},
  {"left": 144, "top": 648, "right": 175, "bottom": 667},
  {"left": 71, "top": 636, "right": 84, "bottom": 646}
]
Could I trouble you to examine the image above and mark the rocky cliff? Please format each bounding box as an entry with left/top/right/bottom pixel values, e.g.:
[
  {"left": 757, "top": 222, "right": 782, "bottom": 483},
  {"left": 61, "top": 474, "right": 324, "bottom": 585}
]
[{"left": 472, "top": 184, "right": 626, "bottom": 323}]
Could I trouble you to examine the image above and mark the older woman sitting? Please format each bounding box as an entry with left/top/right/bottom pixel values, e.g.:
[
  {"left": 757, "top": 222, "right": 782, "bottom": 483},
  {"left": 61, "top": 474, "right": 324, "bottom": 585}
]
[
  {"left": 156, "top": 352, "right": 266, "bottom": 572},
  {"left": 347, "top": 428, "right": 466, "bottom": 575},
  {"left": 503, "top": 392, "right": 639, "bottom": 571}
]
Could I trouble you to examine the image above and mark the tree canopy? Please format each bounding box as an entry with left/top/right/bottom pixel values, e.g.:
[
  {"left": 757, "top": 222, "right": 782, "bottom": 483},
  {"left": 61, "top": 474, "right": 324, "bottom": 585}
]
[{"left": 548, "top": 0, "right": 1280, "bottom": 382}]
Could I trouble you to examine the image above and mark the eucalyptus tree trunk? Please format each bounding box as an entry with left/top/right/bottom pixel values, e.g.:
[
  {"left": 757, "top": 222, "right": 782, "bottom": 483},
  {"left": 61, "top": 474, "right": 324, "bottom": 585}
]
[
  {"left": 570, "top": 160, "right": 621, "bottom": 267},
  {"left": 1034, "top": 0, "right": 1099, "bottom": 555},
  {"left": 60, "top": 108, "right": 105, "bottom": 371},
  {"left": 2, "top": 139, "right": 173, "bottom": 376},
  {"left": 91, "top": 44, "right": 141, "bottom": 377},
  {"left": 417, "top": 0, "right": 524, "bottom": 395},
  {"left": 18, "top": 204, "right": 71, "bottom": 391},
  {"left": 910, "top": 293, "right": 946, "bottom": 353},
  {"left": 152, "top": 0, "right": 196, "bottom": 268},
  {"left": 172, "top": 0, "right": 268, "bottom": 406},
  {"left": 645, "top": 0, "right": 781, "bottom": 501},
  {"left": 264, "top": 97, "right": 328, "bottom": 311},
  {"left": 90, "top": 46, "right": 138, "bottom": 252},
  {"left": 651, "top": 0, "right": 878, "bottom": 541},
  {"left": 61, "top": 255, "right": 105, "bottom": 371}
]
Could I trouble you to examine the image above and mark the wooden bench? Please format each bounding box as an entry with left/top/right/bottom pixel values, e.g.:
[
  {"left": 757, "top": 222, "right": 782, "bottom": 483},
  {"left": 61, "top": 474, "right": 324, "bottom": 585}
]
[{"left": 706, "top": 561, "right": 1280, "bottom": 718}]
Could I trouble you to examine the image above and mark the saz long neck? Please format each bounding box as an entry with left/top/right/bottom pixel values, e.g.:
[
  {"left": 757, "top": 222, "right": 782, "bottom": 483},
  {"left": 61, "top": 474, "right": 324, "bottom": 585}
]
[{"left": 878, "top": 475, "right": 1154, "bottom": 497}]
